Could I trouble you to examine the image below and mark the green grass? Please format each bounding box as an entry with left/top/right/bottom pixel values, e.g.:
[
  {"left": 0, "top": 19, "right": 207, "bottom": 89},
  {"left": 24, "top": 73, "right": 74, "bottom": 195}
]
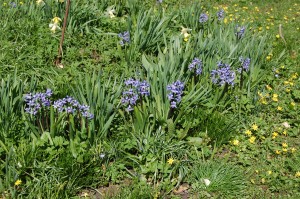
[{"left": 0, "top": 0, "right": 299, "bottom": 198}]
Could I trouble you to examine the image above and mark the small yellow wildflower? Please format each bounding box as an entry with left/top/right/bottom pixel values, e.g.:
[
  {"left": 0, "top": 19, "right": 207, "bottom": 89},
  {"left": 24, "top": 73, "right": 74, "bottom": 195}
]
[
  {"left": 20, "top": 2, "right": 23, "bottom": 5},
  {"left": 245, "top": 130, "right": 252, "bottom": 136},
  {"left": 291, "top": 102, "right": 296, "bottom": 107},
  {"left": 260, "top": 97, "right": 268, "bottom": 105},
  {"left": 266, "top": 85, "right": 272, "bottom": 90},
  {"left": 282, "top": 143, "right": 288, "bottom": 148},
  {"left": 266, "top": 56, "right": 271, "bottom": 61},
  {"left": 282, "top": 130, "right": 287, "bottom": 136},
  {"left": 272, "top": 94, "right": 278, "bottom": 102},
  {"left": 255, "top": 170, "right": 259, "bottom": 173},
  {"left": 284, "top": 81, "right": 290, "bottom": 85},
  {"left": 280, "top": 65, "right": 285, "bottom": 69},
  {"left": 251, "top": 124, "right": 258, "bottom": 131},
  {"left": 232, "top": 139, "right": 240, "bottom": 146},
  {"left": 295, "top": 172, "right": 300, "bottom": 178},
  {"left": 258, "top": 27, "right": 263, "bottom": 31},
  {"left": 15, "top": 179, "right": 22, "bottom": 186},
  {"left": 282, "top": 148, "right": 288, "bottom": 153},
  {"left": 266, "top": 26, "right": 270, "bottom": 30},
  {"left": 272, "top": 132, "right": 278, "bottom": 139},
  {"left": 275, "top": 150, "right": 281, "bottom": 155},
  {"left": 285, "top": 88, "right": 291, "bottom": 93},
  {"left": 267, "top": 170, "right": 272, "bottom": 175},
  {"left": 291, "top": 147, "right": 296, "bottom": 153},
  {"left": 167, "top": 158, "right": 175, "bottom": 165},
  {"left": 276, "top": 34, "right": 280, "bottom": 39},
  {"left": 289, "top": 82, "right": 294, "bottom": 86},
  {"left": 277, "top": 106, "right": 282, "bottom": 111},
  {"left": 249, "top": 136, "right": 256, "bottom": 144},
  {"left": 261, "top": 178, "right": 266, "bottom": 183}
]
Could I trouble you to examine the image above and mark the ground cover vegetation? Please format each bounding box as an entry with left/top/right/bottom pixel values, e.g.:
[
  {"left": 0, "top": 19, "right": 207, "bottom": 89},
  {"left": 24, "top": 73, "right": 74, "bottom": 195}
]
[{"left": 0, "top": 0, "right": 299, "bottom": 198}]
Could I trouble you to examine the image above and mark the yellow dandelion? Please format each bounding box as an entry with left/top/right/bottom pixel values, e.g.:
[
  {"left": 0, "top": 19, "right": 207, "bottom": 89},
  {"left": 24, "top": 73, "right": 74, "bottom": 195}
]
[
  {"left": 245, "top": 130, "right": 252, "bottom": 136},
  {"left": 267, "top": 170, "right": 272, "bottom": 175},
  {"left": 251, "top": 124, "right": 258, "bottom": 131},
  {"left": 167, "top": 158, "right": 175, "bottom": 165},
  {"left": 266, "top": 85, "right": 272, "bottom": 90},
  {"left": 249, "top": 136, "right": 256, "bottom": 144},
  {"left": 232, "top": 139, "right": 240, "bottom": 146},
  {"left": 272, "top": 132, "right": 278, "bottom": 139},
  {"left": 15, "top": 179, "right": 22, "bottom": 186},
  {"left": 282, "top": 143, "right": 288, "bottom": 148}
]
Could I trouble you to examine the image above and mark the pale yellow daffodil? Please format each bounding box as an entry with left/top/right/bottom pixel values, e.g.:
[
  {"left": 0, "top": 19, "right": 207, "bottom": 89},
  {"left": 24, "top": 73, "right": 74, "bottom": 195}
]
[
  {"left": 36, "top": 0, "right": 45, "bottom": 6},
  {"left": 180, "top": 26, "right": 192, "bottom": 35},
  {"left": 105, "top": 6, "right": 116, "bottom": 18},
  {"left": 49, "top": 23, "right": 61, "bottom": 33},
  {"left": 52, "top": 17, "right": 62, "bottom": 24}
]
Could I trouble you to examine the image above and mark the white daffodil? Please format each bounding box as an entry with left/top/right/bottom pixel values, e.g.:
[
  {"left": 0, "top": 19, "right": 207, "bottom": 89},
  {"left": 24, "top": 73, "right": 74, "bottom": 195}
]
[
  {"left": 203, "top": 178, "right": 211, "bottom": 186},
  {"left": 49, "top": 23, "right": 61, "bottom": 33},
  {"left": 52, "top": 17, "right": 62, "bottom": 24},
  {"left": 180, "top": 26, "right": 192, "bottom": 35},
  {"left": 105, "top": 6, "right": 116, "bottom": 18},
  {"left": 36, "top": 0, "right": 45, "bottom": 6}
]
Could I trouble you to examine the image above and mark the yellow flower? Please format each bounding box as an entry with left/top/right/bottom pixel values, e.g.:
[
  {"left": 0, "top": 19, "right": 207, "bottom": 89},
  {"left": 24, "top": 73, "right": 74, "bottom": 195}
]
[
  {"left": 282, "top": 143, "right": 288, "bottom": 148},
  {"left": 260, "top": 97, "right": 268, "bottom": 105},
  {"left": 276, "top": 34, "right": 280, "bottom": 39},
  {"left": 249, "top": 136, "right": 256, "bottom": 144},
  {"left": 49, "top": 23, "right": 61, "bottom": 33},
  {"left": 15, "top": 179, "right": 22, "bottom": 186},
  {"left": 266, "top": 85, "right": 272, "bottom": 90},
  {"left": 167, "top": 158, "right": 175, "bottom": 165},
  {"left": 266, "top": 56, "right": 271, "bottom": 61},
  {"left": 282, "top": 148, "right": 288, "bottom": 153},
  {"left": 251, "top": 124, "right": 258, "bottom": 131},
  {"left": 52, "top": 17, "right": 62, "bottom": 24},
  {"left": 275, "top": 150, "right": 281, "bottom": 155},
  {"left": 277, "top": 106, "right": 282, "bottom": 111},
  {"left": 267, "top": 170, "right": 272, "bottom": 175},
  {"left": 258, "top": 27, "right": 263, "bottom": 31},
  {"left": 245, "top": 130, "right": 252, "bottom": 136},
  {"left": 261, "top": 178, "right": 265, "bottom": 183},
  {"left": 295, "top": 172, "right": 300, "bottom": 178},
  {"left": 291, "top": 147, "right": 296, "bottom": 153},
  {"left": 180, "top": 26, "right": 192, "bottom": 35},
  {"left": 282, "top": 130, "right": 287, "bottom": 136},
  {"left": 285, "top": 88, "right": 291, "bottom": 93},
  {"left": 232, "top": 139, "right": 240, "bottom": 146},
  {"left": 272, "top": 95, "right": 278, "bottom": 102},
  {"left": 289, "top": 82, "right": 294, "bottom": 86},
  {"left": 20, "top": 2, "right": 23, "bottom": 5},
  {"left": 266, "top": 26, "right": 270, "bottom": 30},
  {"left": 291, "top": 102, "right": 296, "bottom": 107},
  {"left": 272, "top": 132, "right": 278, "bottom": 139}
]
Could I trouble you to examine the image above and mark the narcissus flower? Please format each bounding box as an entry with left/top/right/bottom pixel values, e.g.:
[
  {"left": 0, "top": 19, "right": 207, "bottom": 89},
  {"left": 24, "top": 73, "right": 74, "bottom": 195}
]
[{"left": 36, "top": 0, "right": 45, "bottom": 6}]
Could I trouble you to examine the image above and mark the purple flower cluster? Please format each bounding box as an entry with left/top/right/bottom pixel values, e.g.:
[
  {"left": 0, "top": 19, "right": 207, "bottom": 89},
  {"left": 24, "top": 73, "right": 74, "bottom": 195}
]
[
  {"left": 24, "top": 89, "right": 52, "bottom": 115},
  {"left": 238, "top": 57, "right": 251, "bottom": 72},
  {"left": 121, "top": 78, "right": 150, "bottom": 112},
  {"left": 24, "top": 89, "right": 93, "bottom": 120},
  {"left": 167, "top": 80, "right": 184, "bottom": 108},
  {"left": 211, "top": 62, "right": 236, "bottom": 86},
  {"left": 199, "top": 13, "right": 208, "bottom": 23},
  {"left": 217, "top": 9, "right": 225, "bottom": 21},
  {"left": 188, "top": 58, "right": 203, "bottom": 75},
  {"left": 235, "top": 25, "right": 246, "bottom": 39},
  {"left": 53, "top": 96, "right": 94, "bottom": 119},
  {"left": 118, "top": 31, "right": 130, "bottom": 46}
]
